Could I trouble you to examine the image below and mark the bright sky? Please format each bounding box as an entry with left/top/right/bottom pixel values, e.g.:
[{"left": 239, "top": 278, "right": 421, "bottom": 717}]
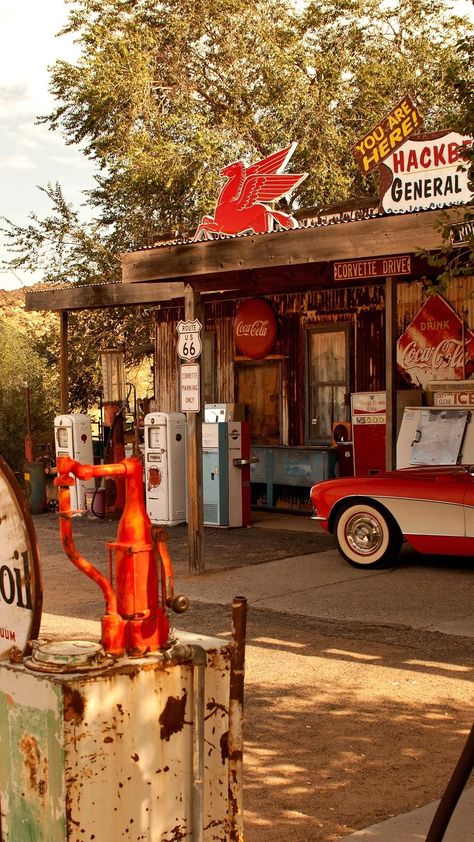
[
  {"left": 0, "top": 0, "right": 473, "bottom": 292},
  {"left": 0, "top": 0, "right": 94, "bottom": 290}
]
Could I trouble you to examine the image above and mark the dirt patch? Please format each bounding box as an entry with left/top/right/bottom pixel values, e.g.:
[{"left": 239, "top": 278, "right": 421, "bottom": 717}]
[
  {"left": 33, "top": 512, "right": 333, "bottom": 571},
  {"left": 177, "top": 603, "right": 474, "bottom": 841},
  {"left": 33, "top": 514, "right": 474, "bottom": 840}
]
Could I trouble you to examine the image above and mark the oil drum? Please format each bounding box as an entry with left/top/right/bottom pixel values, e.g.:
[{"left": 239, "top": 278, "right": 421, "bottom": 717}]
[{"left": 23, "top": 462, "right": 47, "bottom": 514}]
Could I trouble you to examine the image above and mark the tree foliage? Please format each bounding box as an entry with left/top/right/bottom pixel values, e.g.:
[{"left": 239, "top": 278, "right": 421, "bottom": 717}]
[
  {"left": 1, "top": 0, "right": 472, "bottom": 408},
  {"left": 0, "top": 315, "right": 58, "bottom": 473}
]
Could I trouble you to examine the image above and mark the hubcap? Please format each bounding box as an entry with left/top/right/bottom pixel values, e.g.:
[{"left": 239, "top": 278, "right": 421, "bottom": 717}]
[{"left": 345, "top": 512, "right": 383, "bottom": 556}]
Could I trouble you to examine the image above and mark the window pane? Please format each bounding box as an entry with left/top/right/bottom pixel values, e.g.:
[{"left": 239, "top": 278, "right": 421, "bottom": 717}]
[{"left": 307, "top": 328, "right": 348, "bottom": 443}]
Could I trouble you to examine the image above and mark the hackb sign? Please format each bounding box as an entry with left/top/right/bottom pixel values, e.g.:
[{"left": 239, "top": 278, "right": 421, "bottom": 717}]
[
  {"left": 353, "top": 96, "right": 473, "bottom": 215},
  {"left": 379, "top": 130, "right": 473, "bottom": 214}
]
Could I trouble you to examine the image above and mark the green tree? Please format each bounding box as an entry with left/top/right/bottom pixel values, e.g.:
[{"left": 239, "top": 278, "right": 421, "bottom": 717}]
[
  {"left": 1, "top": 0, "right": 472, "bottom": 408},
  {"left": 0, "top": 317, "right": 57, "bottom": 474}
]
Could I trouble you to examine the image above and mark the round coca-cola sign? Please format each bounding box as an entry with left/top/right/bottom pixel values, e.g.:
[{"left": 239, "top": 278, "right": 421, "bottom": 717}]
[{"left": 233, "top": 298, "right": 278, "bottom": 360}]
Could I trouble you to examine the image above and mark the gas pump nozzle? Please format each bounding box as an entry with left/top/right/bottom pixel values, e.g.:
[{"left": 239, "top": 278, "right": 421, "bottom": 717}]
[{"left": 54, "top": 455, "right": 189, "bottom": 657}]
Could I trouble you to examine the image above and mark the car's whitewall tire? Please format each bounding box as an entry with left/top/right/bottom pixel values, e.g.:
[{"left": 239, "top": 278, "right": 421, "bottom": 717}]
[{"left": 334, "top": 501, "right": 402, "bottom": 569}]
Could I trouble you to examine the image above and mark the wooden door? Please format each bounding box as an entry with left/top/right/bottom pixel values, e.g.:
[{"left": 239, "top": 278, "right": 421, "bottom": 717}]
[{"left": 237, "top": 362, "right": 281, "bottom": 445}]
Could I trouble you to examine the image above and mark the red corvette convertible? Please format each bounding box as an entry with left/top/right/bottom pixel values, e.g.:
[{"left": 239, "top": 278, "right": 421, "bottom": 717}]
[{"left": 310, "top": 465, "right": 474, "bottom": 569}]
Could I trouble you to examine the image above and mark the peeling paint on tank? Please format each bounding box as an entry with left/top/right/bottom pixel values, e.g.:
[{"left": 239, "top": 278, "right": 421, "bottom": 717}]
[
  {"left": 159, "top": 690, "right": 188, "bottom": 741},
  {"left": 62, "top": 684, "right": 86, "bottom": 724},
  {"left": 19, "top": 733, "right": 48, "bottom": 803},
  {"left": 219, "top": 731, "right": 229, "bottom": 765}
]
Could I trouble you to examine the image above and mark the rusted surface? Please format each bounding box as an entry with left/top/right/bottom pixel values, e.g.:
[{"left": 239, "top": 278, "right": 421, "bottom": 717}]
[
  {"left": 19, "top": 733, "right": 48, "bottom": 803},
  {"left": 63, "top": 684, "right": 86, "bottom": 724},
  {"left": 159, "top": 690, "right": 188, "bottom": 741},
  {"left": 161, "top": 825, "right": 189, "bottom": 842},
  {"left": 228, "top": 597, "right": 247, "bottom": 842}
]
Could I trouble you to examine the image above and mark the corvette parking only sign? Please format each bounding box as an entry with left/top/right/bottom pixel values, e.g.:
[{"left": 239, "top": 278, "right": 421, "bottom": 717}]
[{"left": 180, "top": 362, "right": 201, "bottom": 413}]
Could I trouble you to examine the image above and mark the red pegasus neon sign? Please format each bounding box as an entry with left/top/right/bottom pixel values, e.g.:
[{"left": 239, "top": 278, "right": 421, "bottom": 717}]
[{"left": 193, "top": 142, "right": 307, "bottom": 241}]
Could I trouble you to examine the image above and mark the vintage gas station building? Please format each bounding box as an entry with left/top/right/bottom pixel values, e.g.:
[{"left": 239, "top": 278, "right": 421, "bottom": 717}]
[
  {"left": 25, "top": 113, "right": 474, "bottom": 568},
  {"left": 26, "top": 203, "right": 473, "bottom": 492}
]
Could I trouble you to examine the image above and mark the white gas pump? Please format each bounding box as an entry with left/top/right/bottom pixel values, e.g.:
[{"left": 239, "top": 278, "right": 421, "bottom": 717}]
[
  {"left": 144, "top": 412, "right": 187, "bottom": 526},
  {"left": 53, "top": 414, "right": 95, "bottom": 510},
  {"left": 202, "top": 421, "right": 251, "bottom": 527}
]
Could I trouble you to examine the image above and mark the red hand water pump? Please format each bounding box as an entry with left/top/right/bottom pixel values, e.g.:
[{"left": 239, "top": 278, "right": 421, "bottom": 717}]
[{"left": 55, "top": 456, "right": 188, "bottom": 657}]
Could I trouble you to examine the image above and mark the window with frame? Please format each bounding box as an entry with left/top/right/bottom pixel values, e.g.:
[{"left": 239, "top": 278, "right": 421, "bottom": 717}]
[{"left": 306, "top": 325, "right": 350, "bottom": 444}]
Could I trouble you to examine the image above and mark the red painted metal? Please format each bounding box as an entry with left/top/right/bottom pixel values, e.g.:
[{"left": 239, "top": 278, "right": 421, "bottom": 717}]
[
  {"left": 55, "top": 455, "right": 186, "bottom": 656},
  {"left": 193, "top": 143, "right": 307, "bottom": 240},
  {"left": 310, "top": 465, "right": 474, "bottom": 558}
]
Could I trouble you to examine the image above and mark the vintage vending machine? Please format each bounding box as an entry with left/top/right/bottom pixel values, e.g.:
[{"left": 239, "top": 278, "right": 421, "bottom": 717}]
[
  {"left": 54, "top": 414, "right": 95, "bottom": 510},
  {"left": 144, "top": 412, "right": 187, "bottom": 526},
  {"left": 351, "top": 392, "right": 387, "bottom": 476},
  {"left": 397, "top": 406, "right": 474, "bottom": 467},
  {"left": 202, "top": 421, "right": 251, "bottom": 527}
]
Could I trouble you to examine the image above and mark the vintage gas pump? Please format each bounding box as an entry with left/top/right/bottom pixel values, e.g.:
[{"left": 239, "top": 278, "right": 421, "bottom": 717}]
[
  {"left": 0, "top": 453, "right": 246, "bottom": 842},
  {"left": 54, "top": 454, "right": 188, "bottom": 654}
]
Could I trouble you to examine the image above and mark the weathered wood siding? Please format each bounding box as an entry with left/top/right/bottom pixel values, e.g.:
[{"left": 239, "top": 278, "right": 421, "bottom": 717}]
[{"left": 154, "top": 276, "right": 474, "bottom": 444}]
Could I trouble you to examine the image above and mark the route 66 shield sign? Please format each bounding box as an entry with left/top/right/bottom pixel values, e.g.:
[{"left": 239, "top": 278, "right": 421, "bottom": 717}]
[{"left": 176, "top": 319, "right": 202, "bottom": 361}]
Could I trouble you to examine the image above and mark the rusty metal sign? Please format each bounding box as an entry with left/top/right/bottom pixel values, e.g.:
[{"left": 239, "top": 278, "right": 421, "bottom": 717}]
[
  {"left": 333, "top": 255, "right": 412, "bottom": 282},
  {"left": 397, "top": 293, "right": 474, "bottom": 388},
  {"left": 0, "top": 455, "right": 42, "bottom": 658},
  {"left": 353, "top": 94, "right": 423, "bottom": 175},
  {"left": 379, "top": 130, "right": 474, "bottom": 214}
]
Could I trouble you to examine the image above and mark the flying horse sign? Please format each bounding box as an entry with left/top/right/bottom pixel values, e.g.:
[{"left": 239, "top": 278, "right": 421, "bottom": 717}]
[{"left": 193, "top": 142, "right": 307, "bottom": 240}]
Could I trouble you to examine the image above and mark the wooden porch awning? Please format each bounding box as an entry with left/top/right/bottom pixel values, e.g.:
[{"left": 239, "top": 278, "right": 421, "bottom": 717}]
[
  {"left": 24, "top": 206, "right": 462, "bottom": 311},
  {"left": 120, "top": 208, "right": 451, "bottom": 287}
]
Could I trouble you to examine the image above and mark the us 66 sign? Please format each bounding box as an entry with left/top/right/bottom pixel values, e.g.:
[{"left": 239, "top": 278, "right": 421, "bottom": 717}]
[{"left": 176, "top": 319, "right": 202, "bottom": 361}]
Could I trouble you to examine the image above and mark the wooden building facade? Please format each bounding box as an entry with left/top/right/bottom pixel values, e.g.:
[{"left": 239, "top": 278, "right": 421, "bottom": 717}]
[{"left": 25, "top": 202, "right": 473, "bottom": 515}]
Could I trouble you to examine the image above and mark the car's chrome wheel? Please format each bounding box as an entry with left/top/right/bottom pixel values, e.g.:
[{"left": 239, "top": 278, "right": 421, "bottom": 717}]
[{"left": 334, "top": 502, "right": 402, "bottom": 569}]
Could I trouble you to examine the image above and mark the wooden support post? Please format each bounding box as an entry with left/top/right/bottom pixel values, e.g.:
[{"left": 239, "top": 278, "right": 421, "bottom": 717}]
[
  {"left": 385, "top": 277, "right": 397, "bottom": 471},
  {"left": 184, "top": 285, "right": 205, "bottom": 574},
  {"left": 59, "top": 310, "right": 69, "bottom": 414}
]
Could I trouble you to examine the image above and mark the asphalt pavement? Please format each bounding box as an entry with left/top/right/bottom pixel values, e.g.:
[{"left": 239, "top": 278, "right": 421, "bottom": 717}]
[{"left": 34, "top": 508, "right": 474, "bottom": 841}]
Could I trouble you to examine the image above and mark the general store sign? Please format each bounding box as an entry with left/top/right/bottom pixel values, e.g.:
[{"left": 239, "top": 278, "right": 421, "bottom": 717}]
[
  {"left": 397, "top": 294, "right": 474, "bottom": 388},
  {"left": 333, "top": 255, "right": 411, "bottom": 282},
  {"left": 379, "top": 131, "right": 473, "bottom": 214},
  {"left": 0, "top": 456, "right": 42, "bottom": 658}
]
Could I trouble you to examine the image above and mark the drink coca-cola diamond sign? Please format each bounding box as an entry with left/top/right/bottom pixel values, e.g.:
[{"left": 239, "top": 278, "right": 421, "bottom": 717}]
[
  {"left": 397, "top": 294, "right": 474, "bottom": 388},
  {"left": 233, "top": 298, "right": 278, "bottom": 360}
]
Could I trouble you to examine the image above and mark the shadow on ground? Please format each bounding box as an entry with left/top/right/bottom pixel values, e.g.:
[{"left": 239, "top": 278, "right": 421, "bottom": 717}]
[{"left": 33, "top": 512, "right": 334, "bottom": 571}]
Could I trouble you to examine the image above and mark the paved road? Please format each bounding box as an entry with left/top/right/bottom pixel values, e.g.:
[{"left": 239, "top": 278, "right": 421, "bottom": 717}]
[
  {"left": 174, "top": 543, "right": 474, "bottom": 638},
  {"left": 34, "top": 511, "right": 474, "bottom": 639}
]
